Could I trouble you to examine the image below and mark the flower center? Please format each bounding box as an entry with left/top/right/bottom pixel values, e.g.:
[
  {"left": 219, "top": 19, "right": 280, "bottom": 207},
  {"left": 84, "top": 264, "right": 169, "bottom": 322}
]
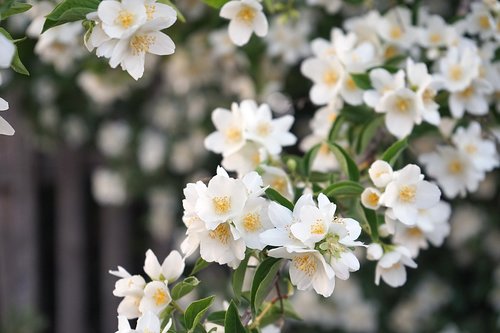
[
  {"left": 271, "top": 177, "right": 287, "bottom": 193},
  {"left": 459, "top": 86, "right": 474, "bottom": 99},
  {"left": 225, "top": 126, "right": 242, "bottom": 143},
  {"left": 367, "top": 192, "right": 380, "bottom": 206},
  {"left": 422, "top": 89, "right": 436, "bottom": 103},
  {"left": 429, "top": 33, "right": 442, "bottom": 44},
  {"left": 479, "top": 15, "right": 491, "bottom": 29},
  {"left": 448, "top": 160, "right": 463, "bottom": 174},
  {"left": 117, "top": 10, "right": 135, "bottom": 28},
  {"left": 212, "top": 196, "right": 231, "bottom": 215},
  {"left": 243, "top": 213, "right": 261, "bottom": 232},
  {"left": 465, "top": 144, "right": 477, "bottom": 154},
  {"left": 345, "top": 76, "right": 357, "bottom": 91},
  {"left": 256, "top": 122, "right": 271, "bottom": 137},
  {"left": 395, "top": 97, "right": 411, "bottom": 112},
  {"left": 153, "top": 288, "right": 169, "bottom": 306},
  {"left": 145, "top": 4, "right": 156, "bottom": 20},
  {"left": 449, "top": 65, "right": 463, "bottom": 81},
  {"left": 399, "top": 185, "right": 416, "bottom": 203},
  {"left": 390, "top": 26, "right": 403, "bottom": 39},
  {"left": 310, "top": 219, "right": 325, "bottom": 235},
  {"left": 407, "top": 227, "right": 423, "bottom": 237},
  {"left": 208, "top": 223, "right": 231, "bottom": 244},
  {"left": 237, "top": 6, "right": 256, "bottom": 23},
  {"left": 323, "top": 70, "right": 339, "bottom": 86},
  {"left": 293, "top": 254, "right": 317, "bottom": 276},
  {"left": 130, "top": 35, "right": 155, "bottom": 55},
  {"left": 319, "top": 142, "right": 330, "bottom": 155}
]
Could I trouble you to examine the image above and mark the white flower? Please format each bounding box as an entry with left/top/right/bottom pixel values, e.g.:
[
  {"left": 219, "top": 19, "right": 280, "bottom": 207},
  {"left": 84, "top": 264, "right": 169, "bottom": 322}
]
[
  {"left": 116, "top": 311, "right": 171, "bottom": 333},
  {"left": 221, "top": 142, "right": 268, "bottom": 177},
  {"left": 451, "top": 122, "right": 499, "bottom": 172},
  {"left": 98, "top": 0, "right": 148, "bottom": 39},
  {"left": 375, "top": 246, "right": 417, "bottom": 288},
  {"left": 439, "top": 46, "right": 481, "bottom": 92},
  {"left": 109, "top": 21, "right": 176, "bottom": 80},
  {"left": 376, "top": 87, "right": 420, "bottom": 138},
  {"left": 260, "top": 194, "right": 315, "bottom": 249},
  {"left": 138, "top": 130, "right": 167, "bottom": 172},
  {"left": 0, "top": 33, "right": 15, "bottom": 68},
  {"left": 448, "top": 79, "right": 493, "bottom": 118},
  {"left": 419, "top": 146, "right": 484, "bottom": 198},
  {"left": 220, "top": 0, "right": 268, "bottom": 46},
  {"left": 361, "top": 187, "right": 382, "bottom": 210},
  {"left": 377, "top": 7, "right": 415, "bottom": 49},
  {"left": 97, "top": 121, "right": 131, "bottom": 158},
  {"left": 466, "top": 2, "right": 495, "bottom": 39},
  {"left": 144, "top": 250, "right": 185, "bottom": 283},
  {"left": 0, "top": 98, "right": 15, "bottom": 136},
  {"left": 366, "top": 243, "right": 383, "bottom": 261},
  {"left": 368, "top": 160, "right": 394, "bottom": 188},
  {"left": 380, "top": 164, "right": 441, "bottom": 226},
  {"left": 406, "top": 59, "right": 442, "bottom": 126},
  {"left": 265, "top": 16, "right": 311, "bottom": 65},
  {"left": 418, "top": 15, "right": 456, "bottom": 49},
  {"left": 139, "top": 281, "right": 171, "bottom": 315},
  {"left": 260, "top": 165, "right": 294, "bottom": 201},
  {"left": 268, "top": 247, "right": 336, "bottom": 297},
  {"left": 301, "top": 57, "right": 345, "bottom": 105},
  {"left": 242, "top": 102, "right": 296, "bottom": 155},
  {"left": 195, "top": 167, "right": 248, "bottom": 230},
  {"left": 205, "top": 102, "right": 246, "bottom": 156},
  {"left": 363, "top": 68, "right": 405, "bottom": 109},
  {"left": 233, "top": 197, "right": 272, "bottom": 250}
]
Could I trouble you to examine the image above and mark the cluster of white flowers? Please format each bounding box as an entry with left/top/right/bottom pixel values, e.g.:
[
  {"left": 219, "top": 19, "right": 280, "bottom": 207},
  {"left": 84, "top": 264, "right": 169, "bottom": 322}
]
[
  {"left": 419, "top": 121, "right": 499, "bottom": 198},
  {"left": 110, "top": 249, "right": 184, "bottom": 331},
  {"left": 219, "top": 0, "right": 268, "bottom": 46},
  {"left": 86, "top": 0, "right": 177, "bottom": 80},
  {"left": 0, "top": 31, "right": 15, "bottom": 136},
  {"left": 181, "top": 165, "right": 364, "bottom": 297},
  {"left": 361, "top": 160, "right": 448, "bottom": 287},
  {"left": 300, "top": 4, "right": 499, "bottom": 139},
  {"left": 204, "top": 100, "right": 296, "bottom": 177}
]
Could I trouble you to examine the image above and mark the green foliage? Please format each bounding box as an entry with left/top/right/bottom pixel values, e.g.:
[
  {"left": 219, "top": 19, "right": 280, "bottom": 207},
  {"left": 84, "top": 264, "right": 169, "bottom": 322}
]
[
  {"left": 201, "top": 0, "right": 229, "bottom": 9},
  {"left": 265, "top": 188, "right": 293, "bottom": 211},
  {"left": 357, "top": 116, "right": 384, "bottom": 153},
  {"left": 224, "top": 301, "right": 246, "bottom": 333},
  {"left": 363, "top": 206, "right": 379, "bottom": 241},
  {"left": 171, "top": 276, "right": 200, "bottom": 300},
  {"left": 42, "top": 0, "right": 100, "bottom": 32},
  {"left": 184, "top": 296, "right": 215, "bottom": 332},
  {"left": 0, "top": 28, "right": 29, "bottom": 75},
  {"left": 250, "top": 258, "right": 282, "bottom": 315},
  {"left": 322, "top": 180, "right": 364, "bottom": 198},
  {"left": 207, "top": 311, "right": 226, "bottom": 326},
  {"left": 328, "top": 115, "right": 345, "bottom": 142},
  {"left": 327, "top": 143, "right": 360, "bottom": 181},
  {"left": 190, "top": 258, "right": 210, "bottom": 276},
  {"left": 350, "top": 73, "right": 372, "bottom": 90},
  {"left": 381, "top": 138, "right": 408, "bottom": 166},
  {"left": 0, "top": 1, "right": 31, "bottom": 20},
  {"left": 302, "top": 143, "right": 320, "bottom": 176},
  {"left": 232, "top": 252, "right": 251, "bottom": 301},
  {"left": 258, "top": 299, "right": 301, "bottom": 327}
]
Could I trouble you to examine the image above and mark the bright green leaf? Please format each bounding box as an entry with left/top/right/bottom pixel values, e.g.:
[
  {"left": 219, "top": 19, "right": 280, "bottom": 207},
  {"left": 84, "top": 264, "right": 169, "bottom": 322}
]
[
  {"left": 232, "top": 252, "right": 250, "bottom": 301},
  {"left": 357, "top": 116, "right": 384, "bottom": 154},
  {"left": 184, "top": 296, "right": 215, "bottom": 332},
  {"left": 171, "top": 276, "right": 200, "bottom": 300},
  {"left": 42, "top": 0, "right": 100, "bottom": 32},
  {"left": 363, "top": 207, "right": 379, "bottom": 241},
  {"left": 201, "top": 0, "right": 229, "bottom": 9},
  {"left": 190, "top": 257, "right": 210, "bottom": 276},
  {"left": 224, "top": 301, "right": 246, "bottom": 333},
  {"left": 328, "top": 143, "right": 360, "bottom": 181},
  {"left": 381, "top": 138, "right": 408, "bottom": 166},
  {"left": 251, "top": 257, "right": 282, "bottom": 315},
  {"left": 265, "top": 188, "right": 293, "bottom": 211},
  {"left": 0, "top": 2, "right": 31, "bottom": 20},
  {"left": 328, "top": 115, "right": 345, "bottom": 143},
  {"left": 207, "top": 311, "right": 226, "bottom": 326},
  {"left": 322, "top": 180, "right": 364, "bottom": 198},
  {"left": 350, "top": 73, "right": 372, "bottom": 90}
]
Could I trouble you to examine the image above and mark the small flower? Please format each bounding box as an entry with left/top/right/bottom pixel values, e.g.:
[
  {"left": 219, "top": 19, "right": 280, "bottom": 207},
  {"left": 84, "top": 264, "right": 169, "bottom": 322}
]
[
  {"left": 361, "top": 187, "right": 382, "bottom": 210},
  {"left": 368, "top": 160, "right": 394, "bottom": 188},
  {"left": 139, "top": 281, "right": 171, "bottom": 315},
  {"left": 439, "top": 46, "right": 481, "bottom": 92},
  {"left": 375, "top": 246, "right": 417, "bottom": 287},
  {"left": 301, "top": 57, "right": 345, "bottom": 105},
  {"left": 98, "top": 0, "right": 148, "bottom": 39},
  {"left": 144, "top": 249, "right": 185, "bottom": 283},
  {"left": 0, "top": 33, "right": 15, "bottom": 68},
  {"left": 376, "top": 87, "right": 420, "bottom": 138},
  {"left": 220, "top": 0, "right": 269, "bottom": 46},
  {"left": 366, "top": 243, "right": 383, "bottom": 261}
]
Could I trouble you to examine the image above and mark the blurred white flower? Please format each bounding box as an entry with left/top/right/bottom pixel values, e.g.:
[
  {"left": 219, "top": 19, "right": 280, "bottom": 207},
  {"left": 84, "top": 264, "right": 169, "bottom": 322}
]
[
  {"left": 138, "top": 130, "right": 167, "bottom": 172},
  {"left": 0, "top": 98, "right": 15, "bottom": 136},
  {"left": 97, "top": 121, "right": 131, "bottom": 158},
  {"left": 0, "top": 34, "right": 15, "bottom": 68},
  {"left": 92, "top": 168, "right": 127, "bottom": 205},
  {"left": 220, "top": 0, "right": 268, "bottom": 46},
  {"left": 439, "top": 46, "right": 481, "bottom": 92}
]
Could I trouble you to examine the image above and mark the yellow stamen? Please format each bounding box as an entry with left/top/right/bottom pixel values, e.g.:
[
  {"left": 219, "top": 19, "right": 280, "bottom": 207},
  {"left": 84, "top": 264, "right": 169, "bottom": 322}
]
[
  {"left": 153, "top": 288, "right": 169, "bottom": 306},
  {"left": 449, "top": 65, "right": 463, "bottom": 81},
  {"left": 395, "top": 97, "right": 411, "bottom": 112},
  {"left": 271, "top": 177, "right": 287, "bottom": 194},
  {"left": 345, "top": 76, "right": 357, "bottom": 91},
  {"left": 257, "top": 122, "right": 271, "bottom": 137},
  {"left": 243, "top": 213, "right": 261, "bottom": 232},
  {"left": 310, "top": 220, "right": 325, "bottom": 235},
  {"left": 237, "top": 6, "right": 256, "bottom": 23},
  {"left": 323, "top": 70, "right": 339, "bottom": 86},
  {"left": 429, "top": 33, "right": 442, "bottom": 44},
  {"left": 390, "top": 26, "right": 403, "bottom": 39},
  {"left": 225, "top": 127, "right": 242, "bottom": 143},
  {"left": 208, "top": 223, "right": 231, "bottom": 244},
  {"left": 479, "top": 15, "right": 491, "bottom": 29},
  {"left": 145, "top": 4, "right": 156, "bottom": 20},
  {"left": 448, "top": 160, "right": 463, "bottom": 174},
  {"left": 212, "top": 196, "right": 231, "bottom": 215},
  {"left": 367, "top": 192, "right": 379, "bottom": 206},
  {"left": 459, "top": 86, "right": 474, "bottom": 99},
  {"left": 407, "top": 227, "right": 423, "bottom": 237},
  {"left": 117, "top": 10, "right": 135, "bottom": 28},
  {"left": 293, "top": 254, "right": 317, "bottom": 276},
  {"left": 130, "top": 35, "right": 155, "bottom": 55},
  {"left": 422, "top": 89, "right": 436, "bottom": 103},
  {"left": 399, "top": 185, "right": 416, "bottom": 203},
  {"left": 465, "top": 144, "right": 477, "bottom": 154}
]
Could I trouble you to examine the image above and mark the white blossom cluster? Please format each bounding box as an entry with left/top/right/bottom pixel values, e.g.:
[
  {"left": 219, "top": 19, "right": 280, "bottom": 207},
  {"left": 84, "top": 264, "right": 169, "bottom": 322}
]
[
  {"left": 300, "top": 4, "right": 499, "bottom": 139},
  {"left": 204, "top": 100, "right": 297, "bottom": 177},
  {"left": 86, "top": 0, "right": 177, "bottom": 80},
  {"left": 361, "top": 160, "right": 449, "bottom": 287},
  {"left": 181, "top": 165, "right": 365, "bottom": 297},
  {"left": 420, "top": 121, "right": 499, "bottom": 198},
  {"left": 110, "top": 249, "right": 184, "bottom": 332}
]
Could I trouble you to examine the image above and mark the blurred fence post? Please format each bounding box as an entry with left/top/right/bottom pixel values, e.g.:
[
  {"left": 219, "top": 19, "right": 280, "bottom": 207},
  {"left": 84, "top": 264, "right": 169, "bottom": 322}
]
[
  {"left": 55, "top": 147, "right": 87, "bottom": 333},
  {"left": 100, "top": 206, "right": 131, "bottom": 333},
  {"left": 0, "top": 111, "right": 39, "bottom": 325}
]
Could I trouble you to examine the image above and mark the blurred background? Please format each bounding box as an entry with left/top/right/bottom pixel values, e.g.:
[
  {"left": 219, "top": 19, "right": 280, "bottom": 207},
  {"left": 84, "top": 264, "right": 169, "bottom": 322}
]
[{"left": 0, "top": 0, "right": 499, "bottom": 333}]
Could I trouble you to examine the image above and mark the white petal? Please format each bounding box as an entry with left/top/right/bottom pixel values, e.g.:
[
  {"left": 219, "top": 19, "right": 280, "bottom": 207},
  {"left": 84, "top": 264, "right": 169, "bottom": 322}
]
[{"left": 148, "top": 32, "right": 175, "bottom": 55}]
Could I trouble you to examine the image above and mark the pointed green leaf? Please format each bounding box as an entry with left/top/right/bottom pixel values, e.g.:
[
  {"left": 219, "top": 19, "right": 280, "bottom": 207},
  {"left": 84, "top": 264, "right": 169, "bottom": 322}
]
[
  {"left": 0, "top": 2, "right": 31, "bottom": 20},
  {"left": 302, "top": 143, "right": 320, "bottom": 176},
  {"left": 184, "top": 296, "right": 215, "bottom": 331},
  {"left": 363, "top": 207, "right": 379, "bottom": 241},
  {"left": 322, "top": 180, "right": 364, "bottom": 198},
  {"left": 190, "top": 257, "right": 210, "bottom": 276},
  {"left": 381, "top": 138, "right": 408, "bottom": 166},
  {"left": 224, "top": 301, "right": 246, "bottom": 333},
  {"left": 350, "top": 73, "right": 372, "bottom": 90},
  {"left": 265, "top": 188, "right": 293, "bottom": 211},
  {"left": 251, "top": 258, "right": 282, "bottom": 315},
  {"left": 328, "top": 115, "right": 345, "bottom": 143},
  {"left": 232, "top": 252, "right": 250, "bottom": 301},
  {"left": 357, "top": 116, "right": 384, "bottom": 153},
  {"left": 171, "top": 276, "right": 200, "bottom": 300},
  {"left": 328, "top": 143, "right": 360, "bottom": 181},
  {"left": 42, "top": 0, "right": 100, "bottom": 32}
]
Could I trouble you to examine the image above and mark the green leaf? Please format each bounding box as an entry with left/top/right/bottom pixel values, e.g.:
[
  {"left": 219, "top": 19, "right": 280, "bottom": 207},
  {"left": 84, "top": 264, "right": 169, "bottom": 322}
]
[
  {"left": 42, "top": 0, "right": 100, "bottom": 32},
  {"left": 184, "top": 296, "right": 215, "bottom": 332},
  {"left": 158, "top": 0, "right": 186, "bottom": 22},
  {"left": 0, "top": 0, "right": 15, "bottom": 14},
  {"left": 232, "top": 252, "right": 250, "bottom": 301},
  {"left": 251, "top": 258, "right": 282, "bottom": 315},
  {"left": 171, "top": 276, "right": 200, "bottom": 300},
  {"left": 190, "top": 257, "right": 210, "bottom": 276},
  {"left": 384, "top": 54, "right": 407, "bottom": 67},
  {"left": 322, "top": 180, "right": 364, "bottom": 198},
  {"left": 265, "top": 188, "right": 293, "bottom": 211},
  {"left": 207, "top": 311, "right": 226, "bottom": 326},
  {"left": 357, "top": 116, "right": 384, "bottom": 154},
  {"left": 328, "top": 115, "right": 345, "bottom": 143},
  {"left": 339, "top": 105, "right": 375, "bottom": 124},
  {"left": 350, "top": 73, "right": 372, "bottom": 90},
  {"left": 381, "top": 138, "right": 408, "bottom": 166},
  {"left": 327, "top": 143, "right": 360, "bottom": 181},
  {"left": 224, "top": 301, "right": 246, "bottom": 333},
  {"left": 259, "top": 299, "right": 301, "bottom": 327},
  {"left": 201, "top": 0, "right": 229, "bottom": 9},
  {"left": 0, "top": 27, "right": 29, "bottom": 75},
  {"left": 0, "top": 2, "right": 31, "bottom": 20},
  {"left": 363, "top": 207, "right": 379, "bottom": 241}
]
